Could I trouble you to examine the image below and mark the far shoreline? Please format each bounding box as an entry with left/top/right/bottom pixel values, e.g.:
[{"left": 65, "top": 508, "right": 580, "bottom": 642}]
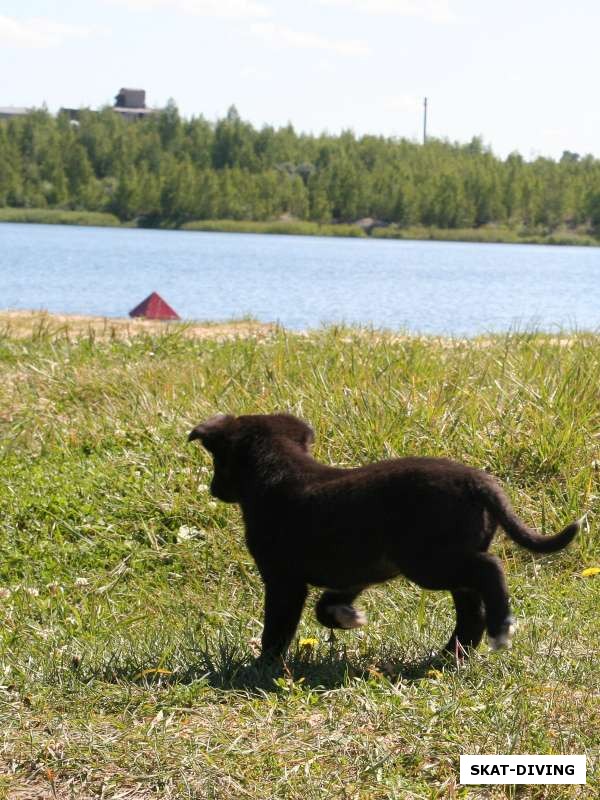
[{"left": 0, "top": 208, "right": 598, "bottom": 248}]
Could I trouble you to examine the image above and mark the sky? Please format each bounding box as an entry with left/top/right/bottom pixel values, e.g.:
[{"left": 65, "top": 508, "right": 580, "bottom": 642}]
[{"left": 1, "top": 0, "right": 599, "bottom": 160}]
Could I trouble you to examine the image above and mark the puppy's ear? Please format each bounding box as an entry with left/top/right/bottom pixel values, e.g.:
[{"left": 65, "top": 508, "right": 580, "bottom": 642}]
[{"left": 188, "top": 414, "right": 236, "bottom": 446}]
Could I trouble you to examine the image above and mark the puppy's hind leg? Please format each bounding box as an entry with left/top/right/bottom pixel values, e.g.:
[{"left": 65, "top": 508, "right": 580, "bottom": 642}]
[
  {"left": 459, "top": 554, "right": 515, "bottom": 650},
  {"left": 316, "top": 588, "right": 367, "bottom": 630}
]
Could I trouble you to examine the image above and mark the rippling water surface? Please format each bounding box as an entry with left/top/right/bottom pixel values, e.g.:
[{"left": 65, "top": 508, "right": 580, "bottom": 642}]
[{"left": 1, "top": 222, "right": 598, "bottom": 334}]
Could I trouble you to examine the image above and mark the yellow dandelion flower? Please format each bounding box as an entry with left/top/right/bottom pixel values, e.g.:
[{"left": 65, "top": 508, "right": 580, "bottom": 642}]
[
  {"left": 299, "top": 637, "right": 318, "bottom": 649},
  {"left": 581, "top": 566, "right": 600, "bottom": 577},
  {"left": 136, "top": 667, "right": 174, "bottom": 679},
  {"left": 427, "top": 668, "right": 444, "bottom": 679}
]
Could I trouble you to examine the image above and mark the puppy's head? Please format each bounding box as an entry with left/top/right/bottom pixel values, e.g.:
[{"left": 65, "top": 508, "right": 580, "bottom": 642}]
[
  {"left": 188, "top": 414, "right": 241, "bottom": 502},
  {"left": 188, "top": 413, "right": 315, "bottom": 502},
  {"left": 245, "top": 413, "right": 314, "bottom": 452}
]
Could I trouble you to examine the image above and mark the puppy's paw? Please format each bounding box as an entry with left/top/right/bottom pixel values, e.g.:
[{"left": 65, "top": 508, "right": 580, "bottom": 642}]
[
  {"left": 489, "top": 618, "right": 516, "bottom": 650},
  {"left": 329, "top": 604, "right": 367, "bottom": 630}
]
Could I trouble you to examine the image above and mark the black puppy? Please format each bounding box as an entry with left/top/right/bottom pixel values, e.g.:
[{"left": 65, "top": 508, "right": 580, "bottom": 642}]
[{"left": 189, "top": 413, "right": 580, "bottom": 660}]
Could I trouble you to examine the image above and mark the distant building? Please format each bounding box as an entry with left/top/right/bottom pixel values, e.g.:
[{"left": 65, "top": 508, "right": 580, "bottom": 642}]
[
  {"left": 113, "top": 88, "right": 156, "bottom": 120},
  {"left": 5, "top": 89, "right": 159, "bottom": 123},
  {"left": 115, "top": 88, "right": 145, "bottom": 109},
  {"left": 0, "top": 106, "right": 30, "bottom": 120},
  {"left": 59, "top": 107, "right": 84, "bottom": 122}
]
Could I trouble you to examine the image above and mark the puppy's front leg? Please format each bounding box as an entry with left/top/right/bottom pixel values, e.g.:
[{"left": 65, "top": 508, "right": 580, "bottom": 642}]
[{"left": 260, "top": 579, "right": 308, "bottom": 661}]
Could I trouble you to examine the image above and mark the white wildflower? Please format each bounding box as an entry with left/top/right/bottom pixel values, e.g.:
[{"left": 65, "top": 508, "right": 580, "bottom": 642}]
[
  {"left": 177, "top": 525, "right": 204, "bottom": 543},
  {"left": 74, "top": 577, "right": 89, "bottom": 587}
]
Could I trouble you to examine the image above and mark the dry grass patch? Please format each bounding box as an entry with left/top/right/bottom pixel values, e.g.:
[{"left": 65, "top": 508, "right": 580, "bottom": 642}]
[{"left": 0, "top": 311, "right": 276, "bottom": 343}]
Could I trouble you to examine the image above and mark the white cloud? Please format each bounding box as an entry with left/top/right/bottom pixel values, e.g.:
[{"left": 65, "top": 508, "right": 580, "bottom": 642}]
[
  {"left": 0, "top": 15, "right": 94, "bottom": 47},
  {"left": 108, "top": 0, "right": 269, "bottom": 18},
  {"left": 383, "top": 94, "right": 423, "bottom": 113},
  {"left": 250, "top": 22, "right": 369, "bottom": 56},
  {"left": 240, "top": 65, "right": 271, "bottom": 80},
  {"left": 317, "top": 0, "right": 455, "bottom": 24},
  {"left": 314, "top": 59, "right": 337, "bottom": 74}
]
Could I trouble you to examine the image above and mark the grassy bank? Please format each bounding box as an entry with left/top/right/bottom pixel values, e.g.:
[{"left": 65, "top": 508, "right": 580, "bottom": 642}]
[
  {"left": 3, "top": 207, "right": 599, "bottom": 246},
  {"left": 0, "top": 207, "right": 121, "bottom": 227},
  {"left": 0, "top": 317, "right": 598, "bottom": 798},
  {"left": 372, "top": 224, "right": 599, "bottom": 247},
  {"left": 0, "top": 211, "right": 365, "bottom": 238},
  {"left": 180, "top": 219, "right": 366, "bottom": 237}
]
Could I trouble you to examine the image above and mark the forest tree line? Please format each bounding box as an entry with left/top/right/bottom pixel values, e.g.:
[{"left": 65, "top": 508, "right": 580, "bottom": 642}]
[{"left": 2, "top": 103, "right": 600, "bottom": 233}]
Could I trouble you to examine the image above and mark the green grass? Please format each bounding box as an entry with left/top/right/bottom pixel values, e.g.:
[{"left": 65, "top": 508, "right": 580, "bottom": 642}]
[
  {"left": 0, "top": 324, "right": 598, "bottom": 798},
  {"left": 180, "top": 219, "right": 366, "bottom": 237},
  {"left": 0, "top": 208, "right": 121, "bottom": 227},
  {"left": 372, "top": 225, "right": 598, "bottom": 247},
  {"left": 3, "top": 208, "right": 598, "bottom": 248}
]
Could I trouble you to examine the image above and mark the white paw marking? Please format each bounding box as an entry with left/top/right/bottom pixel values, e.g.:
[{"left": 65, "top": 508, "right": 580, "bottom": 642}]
[
  {"left": 329, "top": 604, "right": 367, "bottom": 629},
  {"left": 489, "top": 621, "right": 516, "bottom": 650}
]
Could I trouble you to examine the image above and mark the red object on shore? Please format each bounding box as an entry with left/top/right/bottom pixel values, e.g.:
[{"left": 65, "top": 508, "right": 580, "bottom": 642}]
[{"left": 129, "top": 292, "right": 181, "bottom": 320}]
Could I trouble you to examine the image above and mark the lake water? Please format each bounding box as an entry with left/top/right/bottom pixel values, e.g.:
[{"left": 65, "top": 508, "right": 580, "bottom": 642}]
[{"left": 1, "top": 222, "right": 598, "bottom": 335}]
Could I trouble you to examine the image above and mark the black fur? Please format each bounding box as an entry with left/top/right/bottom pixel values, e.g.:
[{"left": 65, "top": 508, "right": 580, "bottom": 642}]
[{"left": 189, "top": 413, "right": 580, "bottom": 660}]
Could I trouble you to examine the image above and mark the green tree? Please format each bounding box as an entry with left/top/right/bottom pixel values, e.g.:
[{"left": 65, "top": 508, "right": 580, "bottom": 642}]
[{"left": 2, "top": 104, "right": 600, "bottom": 236}]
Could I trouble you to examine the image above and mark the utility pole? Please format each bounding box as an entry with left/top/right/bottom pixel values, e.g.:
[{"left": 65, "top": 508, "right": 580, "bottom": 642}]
[{"left": 423, "top": 96, "right": 428, "bottom": 145}]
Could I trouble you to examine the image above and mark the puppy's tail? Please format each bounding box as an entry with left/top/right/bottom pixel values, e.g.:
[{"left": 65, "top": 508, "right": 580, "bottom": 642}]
[{"left": 479, "top": 477, "right": 582, "bottom": 553}]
